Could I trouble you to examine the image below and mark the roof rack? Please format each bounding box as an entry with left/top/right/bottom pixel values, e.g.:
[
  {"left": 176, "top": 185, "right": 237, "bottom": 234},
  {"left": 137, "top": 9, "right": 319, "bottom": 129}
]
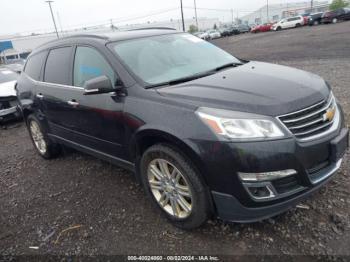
[
  {"left": 127, "top": 27, "right": 177, "bottom": 31},
  {"left": 60, "top": 34, "right": 109, "bottom": 40}
]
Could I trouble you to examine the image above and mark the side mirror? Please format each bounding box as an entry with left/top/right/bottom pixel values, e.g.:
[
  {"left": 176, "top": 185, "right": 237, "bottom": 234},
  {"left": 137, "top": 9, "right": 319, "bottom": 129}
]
[{"left": 83, "top": 75, "right": 114, "bottom": 95}]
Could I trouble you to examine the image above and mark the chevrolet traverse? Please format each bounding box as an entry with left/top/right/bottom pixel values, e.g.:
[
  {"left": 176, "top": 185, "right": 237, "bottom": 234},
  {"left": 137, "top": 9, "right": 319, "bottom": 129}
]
[{"left": 16, "top": 29, "right": 349, "bottom": 229}]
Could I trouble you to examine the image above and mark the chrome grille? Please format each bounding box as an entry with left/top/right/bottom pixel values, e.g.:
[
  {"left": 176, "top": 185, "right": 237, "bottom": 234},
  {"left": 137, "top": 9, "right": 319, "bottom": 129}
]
[{"left": 278, "top": 94, "right": 336, "bottom": 139}]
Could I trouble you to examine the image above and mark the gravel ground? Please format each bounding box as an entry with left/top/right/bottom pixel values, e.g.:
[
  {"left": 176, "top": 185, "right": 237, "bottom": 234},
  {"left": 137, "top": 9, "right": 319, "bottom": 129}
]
[{"left": 1, "top": 22, "right": 350, "bottom": 258}]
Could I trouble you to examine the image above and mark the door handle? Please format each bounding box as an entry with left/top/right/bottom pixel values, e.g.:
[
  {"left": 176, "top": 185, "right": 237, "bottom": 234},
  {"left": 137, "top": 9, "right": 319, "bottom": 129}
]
[
  {"left": 67, "top": 100, "right": 79, "bottom": 107},
  {"left": 36, "top": 93, "right": 44, "bottom": 99}
]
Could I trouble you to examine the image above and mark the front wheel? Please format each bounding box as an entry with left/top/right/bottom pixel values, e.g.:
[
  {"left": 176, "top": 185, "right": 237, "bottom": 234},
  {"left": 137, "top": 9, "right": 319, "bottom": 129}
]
[
  {"left": 140, "top": 144, "right": 211, "bottom": 229},
  {"left": 332, "top": 18, "right": 338, "bottom": 24},
  {"left": 313, "top": 20, "right": 319, "bottom": 26},
  {"left": 276, "top": 26, "right": 282, "bottom": 31}
]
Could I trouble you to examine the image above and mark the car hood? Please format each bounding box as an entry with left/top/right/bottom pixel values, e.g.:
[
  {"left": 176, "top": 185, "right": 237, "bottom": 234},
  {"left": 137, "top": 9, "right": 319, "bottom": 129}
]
[
  {"left": 157, "top": 61, "right": 330, "bottom": 116},
  {"left": 0, "top": 81, "right": 17, "bottom": 97}
]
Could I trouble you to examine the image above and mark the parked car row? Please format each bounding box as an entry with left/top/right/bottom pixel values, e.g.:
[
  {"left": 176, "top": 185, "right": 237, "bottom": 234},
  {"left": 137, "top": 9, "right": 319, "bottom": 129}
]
[
  {"left": 251, "top": 8, "right": 350, "bottom": 34},
  {"left": 194, "top": 24, "right": 251, "bottom": 40}
]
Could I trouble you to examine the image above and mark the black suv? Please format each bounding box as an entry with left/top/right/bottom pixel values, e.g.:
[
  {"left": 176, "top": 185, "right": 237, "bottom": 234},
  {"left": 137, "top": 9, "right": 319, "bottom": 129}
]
[
  {"left": 17, "top": 29, "right": 349, "bottom": 229},
  {"left": 308, "top": 12, "right": 324, "bottom": 26}
]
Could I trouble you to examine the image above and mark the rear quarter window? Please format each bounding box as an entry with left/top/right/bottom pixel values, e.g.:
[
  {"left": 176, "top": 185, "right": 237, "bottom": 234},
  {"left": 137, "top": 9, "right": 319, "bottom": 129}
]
[
  {"left": 44, "top": 47, "right": 73, "bottom": 85},
  {"left": 24, "top": 51, "right": 47, "bottom": 81}
]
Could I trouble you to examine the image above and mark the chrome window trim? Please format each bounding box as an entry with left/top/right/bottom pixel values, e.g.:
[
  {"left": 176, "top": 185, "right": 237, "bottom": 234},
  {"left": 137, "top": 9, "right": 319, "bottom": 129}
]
[{"left": 24, "top": 72, "right": 84, "bottom": 90}]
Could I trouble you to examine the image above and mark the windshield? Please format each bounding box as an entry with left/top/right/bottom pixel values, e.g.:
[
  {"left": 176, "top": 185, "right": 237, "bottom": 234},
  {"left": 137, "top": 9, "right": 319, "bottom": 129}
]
[
  {"left": 0, "top": 70, "right": 17, "bottom": 84},
  {"left": 111, "top": 33, "right": 241, "bottom": 86}
]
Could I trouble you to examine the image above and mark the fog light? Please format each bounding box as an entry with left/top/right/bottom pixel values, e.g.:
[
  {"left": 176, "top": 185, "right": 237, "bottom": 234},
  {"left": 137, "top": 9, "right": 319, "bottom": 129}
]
[
  {"left": 238, "top": 169, "right": 297, "bottom": 182},
  {"left": 247, "top": 184, "right": 275, "bottom": 198}
]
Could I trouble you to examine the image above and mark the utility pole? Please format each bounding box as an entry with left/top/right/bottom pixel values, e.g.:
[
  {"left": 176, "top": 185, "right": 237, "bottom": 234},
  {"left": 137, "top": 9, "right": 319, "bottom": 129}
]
[
  {"left": 110, "top": 19, "right": 115, "bottom": 31},
  {"left": 57, "top": 12, "right": 63, "bottom": 34},
  {"left": 194, "top": 0, "right": 198, "bottom": 29},
  {"left": 45, "top": 1, "right": 59, "bottom": 38},
  {"left": 311, "top": 0, "right": 314, "bottom": 13},
  {"left": 180, "top": 0, "right": 185, "bottom": 32},
  {"left": 266, "top": 0, "right": 269, "bottom": 23},
  {"left": 231, "top": 9, "right": 234, "bottom": 25}
]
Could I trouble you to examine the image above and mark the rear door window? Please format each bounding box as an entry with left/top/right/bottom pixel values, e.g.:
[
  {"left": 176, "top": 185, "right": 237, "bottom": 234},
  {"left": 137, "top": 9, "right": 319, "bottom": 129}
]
[
  {"left": 24, "top": 51, "right": 47, "bottom": 81},
  {"left": 73, "top": 46, "right": 115, "bottom": 87},
  {"left": 44, "top": 47, "right": 73, "bottom": 85}
]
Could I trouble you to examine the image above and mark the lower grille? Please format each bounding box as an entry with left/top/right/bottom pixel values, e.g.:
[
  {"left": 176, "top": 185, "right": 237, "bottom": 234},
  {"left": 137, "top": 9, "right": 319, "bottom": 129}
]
[
  {"left": 307, "top": 159, "right": 342, "bottom": 184},
  {"left": 272, "top": 175, "right": 301, "bottom": 194},
  {"left": 278, "top": 93, "right": 336, "bottom": 140},
  {"left": 307, "top": 160, "right": 330, "bottom": 175}
]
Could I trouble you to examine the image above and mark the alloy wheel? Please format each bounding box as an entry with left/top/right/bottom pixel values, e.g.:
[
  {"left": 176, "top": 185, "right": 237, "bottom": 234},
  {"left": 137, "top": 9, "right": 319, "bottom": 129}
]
[
  {"left": 30, "top": 121, "right": 47, "bottom": 154},
  {"left": 147, "top": 158, "right": 193, "bottom": 219}
]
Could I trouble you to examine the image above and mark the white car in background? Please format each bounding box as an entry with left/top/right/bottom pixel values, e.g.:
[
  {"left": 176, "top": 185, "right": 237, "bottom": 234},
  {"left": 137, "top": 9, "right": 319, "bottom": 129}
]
[
  {"left": 198, "top": 31, "right": 210, "bottom": 40},
  {"left": 272, "top": 15, "right": 304, "bottom": 31},
  {"left": 206, "top": 30, "right": 221, "bottom": 40},
  {"left": 0, "top": 68, "right": 20, "bottom": 123}
]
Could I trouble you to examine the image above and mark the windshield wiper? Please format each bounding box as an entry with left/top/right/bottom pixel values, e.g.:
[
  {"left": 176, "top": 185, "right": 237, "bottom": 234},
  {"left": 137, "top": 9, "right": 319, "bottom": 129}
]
[
  {"left": 214, "top": 62, "right": 243, "bottom": 72},
  {"left": 145, "top": 70, "right": 215, "bottom": 89},
  {"left": 145, "top": 62, "right": 243, "bottom": 89}
]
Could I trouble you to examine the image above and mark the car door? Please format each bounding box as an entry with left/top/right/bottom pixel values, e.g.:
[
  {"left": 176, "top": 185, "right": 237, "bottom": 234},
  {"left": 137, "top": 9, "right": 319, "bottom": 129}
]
[
  {"left": 280, "top": 19, "right": 287, "bottom": 29},
  {"left": 286, "top": 18, "right": 294, "bottom": 28},
  {"left": 345, "top": 9, "right": 350, "bottom": 20},
  {"left": 37, "top": 45, "right": 126, "bottom": 160},
  {"left": 69, "top": 45, "right": 126, "bottom": 159},
  {"left": 35, "top": 46, "right": 78, "bottom": 134},
  {"left": 338, "top": 9, "right": 348, "bottom": 20}
]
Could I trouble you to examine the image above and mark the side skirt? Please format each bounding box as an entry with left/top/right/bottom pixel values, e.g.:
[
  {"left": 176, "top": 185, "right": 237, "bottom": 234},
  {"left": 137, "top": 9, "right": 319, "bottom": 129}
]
[{"left": 48, "top": 134, "right": 135, "bottom": 172}]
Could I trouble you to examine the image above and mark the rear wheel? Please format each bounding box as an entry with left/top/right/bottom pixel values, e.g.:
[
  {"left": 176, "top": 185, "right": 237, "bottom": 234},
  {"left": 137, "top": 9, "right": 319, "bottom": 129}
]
[
  {"left": 140, "top": 144, "right": 211, "bottom": 229},
  {"left": 295, "top": 23, "right": 301, "bottom": 28},
  {"left": 27, "top": 114, "right": 61, "bottom": 159},
  {"left": 313, "top": 20, "right": 319, "bottom": 26}
]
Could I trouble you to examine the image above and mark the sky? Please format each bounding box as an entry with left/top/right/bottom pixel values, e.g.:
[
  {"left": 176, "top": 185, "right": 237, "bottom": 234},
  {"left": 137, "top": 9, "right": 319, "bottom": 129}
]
[{"left": 0, "top": 0, "right": 314, "bottom": 36}]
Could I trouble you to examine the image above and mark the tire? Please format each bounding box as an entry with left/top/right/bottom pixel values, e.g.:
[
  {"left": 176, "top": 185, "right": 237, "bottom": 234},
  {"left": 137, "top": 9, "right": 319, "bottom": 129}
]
[
  {"left": 313, "top": 20, "right": 319, "bottom": 26},
  {"left": 277, "top": 26, "right": 282, "bottom": 31},
  {"left": 332, "top": 18, "right": 337, "bottom": 24},
  {"left": 140, "top": 144, "right": 211, "bottom": 229},
  {"left": 27, "top": 114, "right": 61, "bottom": 159},
  {"left": 295, "top": 23, "right": 301, "bottom": 28}
]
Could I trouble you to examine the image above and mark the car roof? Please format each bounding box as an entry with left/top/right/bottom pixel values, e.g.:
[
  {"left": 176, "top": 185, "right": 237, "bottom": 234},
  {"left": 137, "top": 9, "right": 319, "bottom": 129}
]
[{"left": 32, "top": 27, "right": 179, "bottom": 55}]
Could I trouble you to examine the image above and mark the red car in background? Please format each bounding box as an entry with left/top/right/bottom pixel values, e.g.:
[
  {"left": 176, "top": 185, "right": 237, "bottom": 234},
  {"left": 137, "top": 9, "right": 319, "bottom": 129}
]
[
  {"left": 251, "top": 23, "right": 274, "bottom": 33},
  {"left": 302, "top": 16, "right": 309, "bottom": 25}
]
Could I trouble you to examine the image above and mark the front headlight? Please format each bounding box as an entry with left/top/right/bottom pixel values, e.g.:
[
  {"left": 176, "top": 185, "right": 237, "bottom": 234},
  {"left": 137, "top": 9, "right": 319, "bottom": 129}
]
[{"left": 196, "top": 107, "right": 285, "bottom": 140}]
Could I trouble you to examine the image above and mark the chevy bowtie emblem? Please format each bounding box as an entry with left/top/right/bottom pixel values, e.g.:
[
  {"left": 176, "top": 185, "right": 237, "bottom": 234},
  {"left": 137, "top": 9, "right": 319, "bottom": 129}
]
[{"left": 323, "top": 107, "right": 336, "bottom": 122}]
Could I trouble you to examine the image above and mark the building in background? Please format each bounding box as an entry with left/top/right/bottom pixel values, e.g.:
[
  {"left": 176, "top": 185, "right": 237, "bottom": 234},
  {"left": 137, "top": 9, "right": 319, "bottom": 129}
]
[
  {"left": 0, "top": 17, "right": 219, "bottom": 60},
  {"left": 240, "top": 1, "right": 329, "bottom": 25}
]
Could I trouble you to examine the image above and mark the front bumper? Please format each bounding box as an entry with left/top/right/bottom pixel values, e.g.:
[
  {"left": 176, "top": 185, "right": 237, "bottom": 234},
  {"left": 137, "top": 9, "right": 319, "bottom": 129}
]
[
  {"left": 188, "top": 122, "right": 348, "bottom": 222},
  {"left": 212, "top": 158, "right": 343, "bottom": 222},
  {"left": 0, "top": 106, "right": 21, "bottom": 122}
]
